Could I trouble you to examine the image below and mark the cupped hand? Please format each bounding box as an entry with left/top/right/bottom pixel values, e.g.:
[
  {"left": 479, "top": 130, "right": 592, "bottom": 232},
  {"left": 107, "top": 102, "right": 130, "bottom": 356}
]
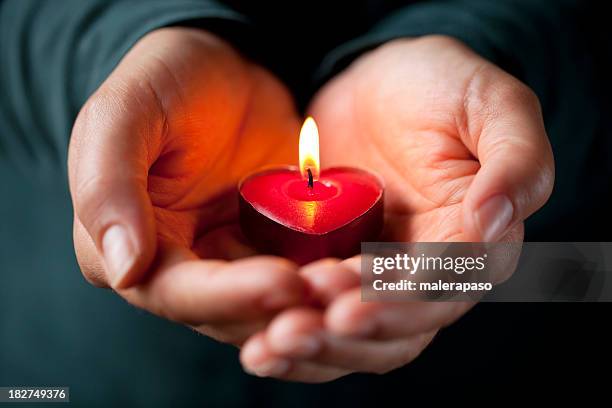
[
  {"left": 240, "top": 36, "right": 554, "bottom": 381},
  {"left": 68, "top": 27, "right": 306, "bottom": 346}
]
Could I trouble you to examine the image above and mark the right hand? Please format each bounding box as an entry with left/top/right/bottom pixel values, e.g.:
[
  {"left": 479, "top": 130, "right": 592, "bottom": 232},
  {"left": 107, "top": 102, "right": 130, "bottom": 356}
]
[
  {"left": 239, "top": 35, "right": 554, "bottom": 381},
  {"left": 68, "top": 27, "right": 306, "bottom": 346}
]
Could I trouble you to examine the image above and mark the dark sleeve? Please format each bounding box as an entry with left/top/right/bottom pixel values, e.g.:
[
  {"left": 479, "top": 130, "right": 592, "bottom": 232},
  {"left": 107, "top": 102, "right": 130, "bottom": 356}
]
[
  {"left": 0, "top": 0, "right": 249, "bottom": 168},
  {"left": 316, "top": 0, "right": 582, "bottom": 111},
  {"left": 315, "top": 0, "right": 612, "bottom": 239}
]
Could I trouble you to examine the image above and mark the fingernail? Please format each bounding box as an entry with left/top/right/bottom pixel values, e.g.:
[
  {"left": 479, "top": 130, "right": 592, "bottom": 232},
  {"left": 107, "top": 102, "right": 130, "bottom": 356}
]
[
  {"left": 102, "top": 225, "right": 136, "bottom": 288},
  {"left": 246, "top": 358, "right": 290, "bottom": 377},
  {"left": 475, "top": 195, "right": 514, "bottom": 242},
  {"left": 282, "top": 335, "right": 322, "bottom": 357}
]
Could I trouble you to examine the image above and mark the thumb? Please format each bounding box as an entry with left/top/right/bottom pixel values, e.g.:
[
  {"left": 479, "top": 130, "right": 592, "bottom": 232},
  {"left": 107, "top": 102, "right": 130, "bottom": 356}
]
[
  {"left": 69, "top": 86, "right": 162, "bottom": 288},
  {"left": 462, "top": 82, "right": 555, "bottom": 242}
]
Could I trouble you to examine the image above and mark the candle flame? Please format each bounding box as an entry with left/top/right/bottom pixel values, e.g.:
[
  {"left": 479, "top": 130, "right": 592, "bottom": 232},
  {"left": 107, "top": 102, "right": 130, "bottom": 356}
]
[{"left": 299, "top": 117, "right": 320, "bottom": 181}]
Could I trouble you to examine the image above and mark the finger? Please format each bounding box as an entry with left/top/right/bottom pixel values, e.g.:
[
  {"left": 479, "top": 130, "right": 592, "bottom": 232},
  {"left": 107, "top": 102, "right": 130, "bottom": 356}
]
[
  {"left": 265, "top": 307, "right": 436, "bottom": 373},
  {"left": 461, "top": 71, "right": 554, "bottom": 241},
  {"left": 194, "top": 319, "right": 269, "bottom": 347},
  {"left": 240, "top": 332, "right": 350, "bottom": 382},
  {"left": 299, "top": 258, "right": 361, "bottom": 306},
  {"left": 192, "top": 224, "right": 258, "bottom": 260},
  {"left": 325, "top": 288, "right": 474, "bottom": 340},
  {"left": 73, "top": 216, "right": 107, "bottom": 287},
  {"left": 68, "top": 82, "right": 164, "bottom": 289},
  {"left": 119, "top": 245, "right": 306, "bottom": 325}
]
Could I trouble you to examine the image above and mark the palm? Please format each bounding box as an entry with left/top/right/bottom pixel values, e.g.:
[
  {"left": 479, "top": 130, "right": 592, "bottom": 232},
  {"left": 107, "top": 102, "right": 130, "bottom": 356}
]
[
  {"left": 138, "top": 32, "right": 300, "bottom": 258},
  {"left": 310, "top": 38, "right": 493, "bottom": 242},
  {"left": 314, "top": 113, "right": 477, "bottom": 242}
]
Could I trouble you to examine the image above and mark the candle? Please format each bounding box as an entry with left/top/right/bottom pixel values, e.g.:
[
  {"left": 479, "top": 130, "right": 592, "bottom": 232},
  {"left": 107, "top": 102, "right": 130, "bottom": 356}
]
[{"left": 239, "top": 117, "right": 384, "bottom": 264}]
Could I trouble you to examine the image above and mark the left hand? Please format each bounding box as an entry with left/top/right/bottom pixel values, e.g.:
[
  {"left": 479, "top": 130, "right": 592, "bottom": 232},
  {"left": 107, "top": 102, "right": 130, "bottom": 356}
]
[
  {"left": 239, "top": 35, "right": 554, "bottom": 381},
  {"left": 69, "top": 28, "right": 306, "bottom": 349}
]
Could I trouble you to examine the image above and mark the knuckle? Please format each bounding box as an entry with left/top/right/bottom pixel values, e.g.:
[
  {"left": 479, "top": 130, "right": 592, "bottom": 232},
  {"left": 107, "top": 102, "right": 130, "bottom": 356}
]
[
  {"left": 266, "top": 264, "right": 297, "bottom": 288},
  {"left": 79, "top": 89, "right": 124, "bottom": 133},
  {"left": 469, "top": 70, "right": 541, "bottom": 124},
  {"left": 514, "top": 142, "right": 555, "bottom": 211},
  {"left": 491, "top": 78, "right": 538, "bottom": 108},
  {"left": 68, "top": 92, "right": 115, "bottom": 178},
  {"left": 531, "top": 156, "right": 556, "bottom": 208},
  {"left": 496, "top": 83, "right": 543, "bottom": 125},
  {"left": 509, "top": 82, "right": 539, "bottom": 107},
  {"left": 251, "top": 257, "right": 300, "bottom": 290},
  {"left": 73, "top": 174, "right": 114, "bottom": 233},
  {"left": 74, "top": 227, "right": 108, "bottom": 288},
  {"left": 266, "top": 270, "right": 303, "bottom": 300}
]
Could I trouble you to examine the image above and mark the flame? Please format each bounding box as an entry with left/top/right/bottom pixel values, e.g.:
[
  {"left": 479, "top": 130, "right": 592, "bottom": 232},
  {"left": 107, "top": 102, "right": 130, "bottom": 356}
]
[{"left": 299, "top": 117, "right": 320, "bottom": 181}]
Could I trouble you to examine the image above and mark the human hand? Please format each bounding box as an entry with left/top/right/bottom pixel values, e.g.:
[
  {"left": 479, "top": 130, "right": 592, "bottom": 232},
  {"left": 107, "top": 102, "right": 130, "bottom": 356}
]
[
  {"left": 239, "top": 36, "right": 554, "bottom": 381},
  {"left": 68, "top": 27, "right": 306, "bottom": 346}
]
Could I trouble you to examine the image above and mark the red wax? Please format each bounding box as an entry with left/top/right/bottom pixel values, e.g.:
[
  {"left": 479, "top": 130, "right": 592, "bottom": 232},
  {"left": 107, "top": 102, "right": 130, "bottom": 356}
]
[{"left": 239, "top": 166, "right": 384, "bottom": 264}]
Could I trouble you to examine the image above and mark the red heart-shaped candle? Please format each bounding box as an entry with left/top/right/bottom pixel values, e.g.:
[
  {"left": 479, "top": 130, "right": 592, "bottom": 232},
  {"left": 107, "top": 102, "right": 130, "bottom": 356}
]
[{"left": 239, "top": 166, "right": 384, "bottom": 264}]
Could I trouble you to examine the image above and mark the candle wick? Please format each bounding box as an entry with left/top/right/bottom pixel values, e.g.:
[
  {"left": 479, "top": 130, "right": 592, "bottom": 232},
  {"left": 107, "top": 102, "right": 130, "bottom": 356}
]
[{"left": 307, "top": 168, "right": 314, "bottom": 190}]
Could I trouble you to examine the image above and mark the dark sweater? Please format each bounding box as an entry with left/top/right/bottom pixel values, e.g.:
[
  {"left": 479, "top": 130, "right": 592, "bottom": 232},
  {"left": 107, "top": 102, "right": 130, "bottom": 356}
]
[{"left": 0, "top": 1, "right": 610, "bottom": 405}]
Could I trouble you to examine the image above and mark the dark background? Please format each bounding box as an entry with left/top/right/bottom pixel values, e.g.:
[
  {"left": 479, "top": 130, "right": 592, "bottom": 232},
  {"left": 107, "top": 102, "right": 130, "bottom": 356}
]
[{"left": 1, "top": 0, "right": 611, "bottom": 406}]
